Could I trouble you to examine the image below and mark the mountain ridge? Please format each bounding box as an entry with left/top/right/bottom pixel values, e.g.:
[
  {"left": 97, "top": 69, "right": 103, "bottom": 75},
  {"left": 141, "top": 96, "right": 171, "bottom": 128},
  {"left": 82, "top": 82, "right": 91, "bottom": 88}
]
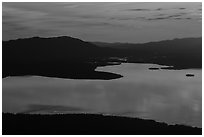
[{"left": 3, "top": 36, "right": 202, "bottom": 79}]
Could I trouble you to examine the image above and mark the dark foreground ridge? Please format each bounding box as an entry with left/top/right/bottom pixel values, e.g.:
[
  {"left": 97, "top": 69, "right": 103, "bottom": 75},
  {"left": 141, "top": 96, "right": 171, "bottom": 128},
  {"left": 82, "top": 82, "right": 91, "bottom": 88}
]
[{"left": 2, "top": 113, "right": 201, "bottom": 135}]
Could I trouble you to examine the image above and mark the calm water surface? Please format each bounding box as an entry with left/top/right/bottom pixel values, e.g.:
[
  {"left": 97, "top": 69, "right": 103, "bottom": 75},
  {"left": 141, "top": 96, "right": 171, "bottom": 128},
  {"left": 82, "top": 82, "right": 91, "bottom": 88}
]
[{"left": 2, "top": 63, "right": 202, "bottom": 127}]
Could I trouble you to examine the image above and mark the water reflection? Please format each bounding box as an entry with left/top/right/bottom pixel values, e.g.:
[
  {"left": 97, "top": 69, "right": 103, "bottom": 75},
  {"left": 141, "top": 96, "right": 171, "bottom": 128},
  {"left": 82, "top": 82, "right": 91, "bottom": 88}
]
[{"left": 2, "top": 63, "right": 202, "bottom": 127}]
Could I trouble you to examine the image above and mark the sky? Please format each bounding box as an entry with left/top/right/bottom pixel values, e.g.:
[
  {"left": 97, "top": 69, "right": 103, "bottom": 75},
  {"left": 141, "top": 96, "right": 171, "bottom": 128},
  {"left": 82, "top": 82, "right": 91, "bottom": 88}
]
[{"left": 2, "top": 2, "right": 202, "bottom": 43}]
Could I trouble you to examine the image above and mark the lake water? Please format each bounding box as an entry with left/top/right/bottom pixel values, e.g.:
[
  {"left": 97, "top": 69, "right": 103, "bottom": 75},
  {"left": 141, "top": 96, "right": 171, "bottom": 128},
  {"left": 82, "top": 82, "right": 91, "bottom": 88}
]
[{"left": 2, "top": 63, "right": 202, "bottom": 127}]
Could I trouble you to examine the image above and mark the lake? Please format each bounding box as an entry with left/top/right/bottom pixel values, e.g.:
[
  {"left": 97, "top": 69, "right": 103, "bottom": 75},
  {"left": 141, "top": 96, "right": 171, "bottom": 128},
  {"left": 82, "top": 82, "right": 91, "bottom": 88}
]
[{"left": 2, "top": 63, "right": 202, "bottom": 127}]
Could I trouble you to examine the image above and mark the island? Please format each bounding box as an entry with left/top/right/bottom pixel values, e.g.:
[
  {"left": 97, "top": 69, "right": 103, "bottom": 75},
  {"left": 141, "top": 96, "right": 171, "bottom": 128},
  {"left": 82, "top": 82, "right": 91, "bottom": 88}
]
[
  {"left": 186, "top": 74, "right": 195, "bottom": 77},
  {"left": 148, "top": 67, "right": 160, "bottom": 70}
]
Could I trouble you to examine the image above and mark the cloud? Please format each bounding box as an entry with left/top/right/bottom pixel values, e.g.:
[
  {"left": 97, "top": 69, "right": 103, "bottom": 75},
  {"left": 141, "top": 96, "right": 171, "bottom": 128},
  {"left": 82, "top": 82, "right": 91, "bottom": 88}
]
[
  {"left": 63, "top": 4, "right": 79, "bottom": 9},
  {"left": 146, "top": 16, "right": 193, "bottom": 21},
  {"left": 3, "top": 5, "right": 47, "bottom": 19},
  {"left": 126, "top": 8, "right": 151, "bottom": 11},
  {"left": 108, "top": 12, "right": 193, "bottom": 22},
  {"left": 2, "top": 5, "right": 48, "bottom": 29},
  {"left": 2, "top": 2, "right": 202, "bottom": 42},
  {"left": 168, "top": 14, "right": 183, "bottom": 18},
  {"left": 3, "top": 2, "right": 135, "bottom": 39},
  {"left": 155, "top": 8, "right": 164, "bottom": 11},
  {"left": 178, "top": 8, "right": 186, "bottom": 10},
  {"left": 147, "top": 17, "right": 170, "bottom": 21},
  {"left": 125, "top": 7, "right": 166, "bottom": 12},
  {"left": 50, "top": 19, "right": 124, "bottom": 28}
]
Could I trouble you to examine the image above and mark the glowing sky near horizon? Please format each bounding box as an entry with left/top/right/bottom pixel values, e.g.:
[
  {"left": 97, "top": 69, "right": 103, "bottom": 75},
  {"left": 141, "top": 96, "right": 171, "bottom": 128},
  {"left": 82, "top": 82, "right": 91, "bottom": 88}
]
[{"left": 2, "top": 2, "right": 202, "bottom": 43}]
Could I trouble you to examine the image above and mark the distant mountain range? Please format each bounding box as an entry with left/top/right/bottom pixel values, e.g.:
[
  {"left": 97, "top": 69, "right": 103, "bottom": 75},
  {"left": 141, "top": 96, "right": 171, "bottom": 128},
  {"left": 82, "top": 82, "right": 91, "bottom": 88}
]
[
  {"left": 92, "top": 37, "right": 202, "bottom": 69},
  {"left": 3, "top": 36, "right": 202, "bottom": 79}
]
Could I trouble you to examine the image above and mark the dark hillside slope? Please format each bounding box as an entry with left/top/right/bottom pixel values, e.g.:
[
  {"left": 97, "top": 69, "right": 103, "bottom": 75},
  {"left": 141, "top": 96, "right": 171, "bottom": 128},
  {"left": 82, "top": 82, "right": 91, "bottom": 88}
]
[
  {"left": 2, "top": 36, "right": 122, "bottom": 79},
  {"left": 3, "top": 36, "right": 100, "bottom": 63}
]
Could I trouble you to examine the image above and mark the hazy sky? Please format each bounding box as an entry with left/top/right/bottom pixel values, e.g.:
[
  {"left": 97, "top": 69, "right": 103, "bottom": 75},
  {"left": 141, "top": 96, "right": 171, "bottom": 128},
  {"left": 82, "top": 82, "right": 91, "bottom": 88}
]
[{"left": 2, "top": 2, "right": 202, "bottom": 43}]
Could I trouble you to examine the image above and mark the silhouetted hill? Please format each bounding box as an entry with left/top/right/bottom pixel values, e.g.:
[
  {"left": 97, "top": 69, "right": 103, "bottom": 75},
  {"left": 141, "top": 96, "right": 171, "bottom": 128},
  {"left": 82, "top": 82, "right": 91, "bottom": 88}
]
[
  {"left": 2, "top": 113, "right": 201, "bottom": 135},
  {"left": 3, "top": 36, "right": 100, "bottom": 63},
  {"left": 3, "top": 36, "right": 122, "bottom": 79}
]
